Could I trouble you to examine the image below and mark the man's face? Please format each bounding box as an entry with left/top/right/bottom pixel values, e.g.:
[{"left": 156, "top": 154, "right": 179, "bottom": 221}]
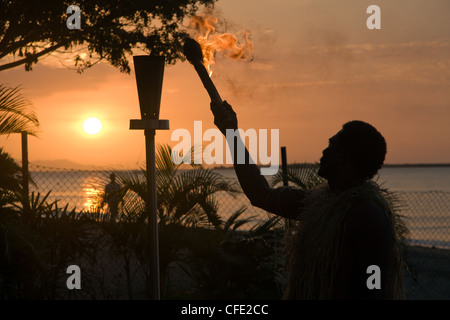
[{"left": 318, "top": 130, "right": 345, "bottom": 179}]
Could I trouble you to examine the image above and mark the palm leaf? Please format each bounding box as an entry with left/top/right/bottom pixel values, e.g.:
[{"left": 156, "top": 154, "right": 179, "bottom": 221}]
[
  {"left": 0, "top": 84, "right": 40, "bottom": 136},
  {"left": 110, "top": 144, "right": 240, "bottom": 229},
  {"left": 248, "top": 215, "right": 282, "bottom": 238},
  {"left": 222, "top": 207, "right": 258, "bottom": 232},
  {"left": 271, "top": 162, "right": 325, "bottom": 190},
  {"left": 166, "top": 168, "right": 238, "bottom": 221}
]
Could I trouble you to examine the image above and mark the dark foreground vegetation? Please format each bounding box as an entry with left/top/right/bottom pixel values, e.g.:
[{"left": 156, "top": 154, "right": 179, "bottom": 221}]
[
  {"left": 0, "top": 200, "right": 287, "bottom": 299},
  {"left": 1, "top": 145, "right": 288, "bottom": 299}
]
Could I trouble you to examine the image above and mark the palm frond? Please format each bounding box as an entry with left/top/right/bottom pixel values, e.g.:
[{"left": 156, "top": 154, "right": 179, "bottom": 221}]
[
  {"left": 248, "top": 216, "right": 282, "bottom": 238},
  {"left": 0, "top": 84, "right": 40, "bottom": 136},
  {"left": 107, "top": 144, "right": 240, "bottom": 229},
  {"left": 223, "top": 207, "right": 248, "bottom": 231},
  {"left": 161, "top": 167, "right": 239, "bottom": 225},
  {"left": 116, "top": 169, "right": 146, "bottom": 200},
  {"left": 271, "top": 162, "right": 325, "bottom": 190},
  {"left": 156, "top": 144, "right": 178, "bottom": 176}
]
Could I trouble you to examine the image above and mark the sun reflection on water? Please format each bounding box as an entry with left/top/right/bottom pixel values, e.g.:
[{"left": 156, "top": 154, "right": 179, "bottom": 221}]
[{"left": 82, "top": 176, "right": 105, "bottom": 212}]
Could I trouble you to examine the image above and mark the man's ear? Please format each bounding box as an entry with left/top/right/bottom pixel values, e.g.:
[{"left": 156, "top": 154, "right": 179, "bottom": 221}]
[{"left": 335, "top": 147, "right": 347, "bottom": 164}]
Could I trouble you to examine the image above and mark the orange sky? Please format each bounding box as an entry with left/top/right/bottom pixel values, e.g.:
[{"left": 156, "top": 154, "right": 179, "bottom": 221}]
[{"left": 1, "top": 0, "right": 449, "bottom": 169}]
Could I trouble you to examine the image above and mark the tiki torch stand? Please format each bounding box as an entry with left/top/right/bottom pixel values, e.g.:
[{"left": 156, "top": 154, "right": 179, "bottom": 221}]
[{"left": 129, "top": 55, "right": 169, "bottom": 300}]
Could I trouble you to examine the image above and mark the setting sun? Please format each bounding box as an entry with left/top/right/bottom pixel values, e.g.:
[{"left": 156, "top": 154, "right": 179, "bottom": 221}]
[{"left": 83, "top": 117, "right": 102, "bottom": 135}]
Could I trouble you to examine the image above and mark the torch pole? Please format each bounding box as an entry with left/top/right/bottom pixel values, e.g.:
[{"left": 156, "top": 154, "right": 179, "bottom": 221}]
[
  {"left": 130, "top": 55, "right": 169, "bottom": 300},
  {"left": 131, "top": 120, "right": 169, "bottom": 300},
  {"left": 145, "top": 128, "right": 159, "bottom": 300},
  {"left": 21, "top": 132, "right": 30, "bottom": 214},
  {"left": 192, "top": 61, "right": 223, "bottom": 104}
]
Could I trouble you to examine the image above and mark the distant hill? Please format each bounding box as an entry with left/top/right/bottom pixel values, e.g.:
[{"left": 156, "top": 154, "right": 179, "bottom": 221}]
[
  {"left": 31, "top": 159, "right": 100, "bottom": 170},
  {"left": 383, "top": 163, "right": 450, "bottom": 167}
]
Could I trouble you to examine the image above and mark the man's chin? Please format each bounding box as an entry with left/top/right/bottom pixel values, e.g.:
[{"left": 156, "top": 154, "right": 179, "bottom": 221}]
[{"left": 318, "top": 166, "right": 326, "bottom": 179}]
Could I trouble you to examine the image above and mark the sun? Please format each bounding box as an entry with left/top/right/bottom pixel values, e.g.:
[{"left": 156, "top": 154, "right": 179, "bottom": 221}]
[{"left": 83, "top": 117, "right": 102, "bottom": 135}]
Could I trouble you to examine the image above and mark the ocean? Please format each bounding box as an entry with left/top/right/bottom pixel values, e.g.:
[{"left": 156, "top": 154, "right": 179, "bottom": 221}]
[{"left": 29, "top": 165, "right": 450, "bottom": 248}]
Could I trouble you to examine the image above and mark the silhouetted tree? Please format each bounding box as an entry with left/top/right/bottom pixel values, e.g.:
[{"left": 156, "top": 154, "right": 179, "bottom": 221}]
[{"left": 0, "top": 0, "right": 216, "bottom": 73}]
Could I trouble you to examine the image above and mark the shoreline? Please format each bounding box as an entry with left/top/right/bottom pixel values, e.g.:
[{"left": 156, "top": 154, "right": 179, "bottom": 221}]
[{"left": 407, "top": 240, "right": 450, "bottom": 250}]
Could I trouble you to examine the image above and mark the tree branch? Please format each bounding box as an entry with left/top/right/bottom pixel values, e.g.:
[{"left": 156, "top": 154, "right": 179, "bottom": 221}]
[
  {"left": 0, "top": 43, "right": 63, "bottom": 71},
  {"left": 0, "top": 39, "right": 32, "bottom": 59}
]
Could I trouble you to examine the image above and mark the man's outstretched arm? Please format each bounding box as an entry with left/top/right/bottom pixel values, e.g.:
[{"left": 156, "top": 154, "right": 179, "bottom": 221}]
[{"left": 210, "top": 100, "right": 305, "bottom": 219}]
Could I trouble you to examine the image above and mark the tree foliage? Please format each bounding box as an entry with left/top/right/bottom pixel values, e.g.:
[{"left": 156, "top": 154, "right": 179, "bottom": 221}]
[{"left": 0, "top": 0, "right": 216, "bottom": 73}]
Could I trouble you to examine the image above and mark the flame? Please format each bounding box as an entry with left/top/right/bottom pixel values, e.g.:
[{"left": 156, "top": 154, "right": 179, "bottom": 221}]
[{"left": 189, "top": 15, "right": 253, "bottom": 76}]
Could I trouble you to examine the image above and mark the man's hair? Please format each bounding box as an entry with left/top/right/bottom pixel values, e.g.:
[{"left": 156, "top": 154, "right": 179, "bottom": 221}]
[{"left": 339, "top": 120, "right": 387, "bottom": 181}]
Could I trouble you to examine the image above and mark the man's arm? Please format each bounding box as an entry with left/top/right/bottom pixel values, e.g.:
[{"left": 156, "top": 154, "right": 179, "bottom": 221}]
[{"left": 210, "top": 100, "right": 306, "bottom": 219}]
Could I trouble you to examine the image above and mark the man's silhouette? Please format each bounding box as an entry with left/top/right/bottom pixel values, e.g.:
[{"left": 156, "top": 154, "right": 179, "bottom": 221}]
[
  {"left": 210, "top": 100, "right": 406, "bottom": 299},
  {"left": 105, "top": 172, "right": 120, "bottom": 222}
]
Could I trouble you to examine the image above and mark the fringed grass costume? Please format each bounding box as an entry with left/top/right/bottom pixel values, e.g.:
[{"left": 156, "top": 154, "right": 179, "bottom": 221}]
[{"left": 284, "top": 181, "right": 407, "bottom": 299}]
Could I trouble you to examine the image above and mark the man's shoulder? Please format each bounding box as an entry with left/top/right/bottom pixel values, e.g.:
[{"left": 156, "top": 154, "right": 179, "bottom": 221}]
[
  {"left": 347, "top": 198, "right": 389, "bottom": 232},
  {"left": 350, "top": 199, "right": 384, "bottom": 215}
]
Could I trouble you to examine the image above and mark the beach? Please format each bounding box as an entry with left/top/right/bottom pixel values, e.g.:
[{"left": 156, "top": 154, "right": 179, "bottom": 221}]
[{"left": 403, "top": 245, "right": 450, "bottom": 300}]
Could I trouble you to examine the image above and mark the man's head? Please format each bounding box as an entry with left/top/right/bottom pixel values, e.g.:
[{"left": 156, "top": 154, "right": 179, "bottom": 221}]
[{"left": 318, "top": 120, "right": 386, "bottom": 183}]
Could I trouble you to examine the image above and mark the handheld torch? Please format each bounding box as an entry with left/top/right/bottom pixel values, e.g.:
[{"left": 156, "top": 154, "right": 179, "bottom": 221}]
[{"left": 183, "top": 38, "right": 223, "bottom": 104}]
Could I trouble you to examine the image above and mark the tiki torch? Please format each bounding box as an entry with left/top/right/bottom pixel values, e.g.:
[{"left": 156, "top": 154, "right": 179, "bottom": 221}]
[
  {"left": 129, "top": 55, "right": 169, "bottom": 300},
  {"left": 183, "top": 38, "right": 223, "bottom": 104}
]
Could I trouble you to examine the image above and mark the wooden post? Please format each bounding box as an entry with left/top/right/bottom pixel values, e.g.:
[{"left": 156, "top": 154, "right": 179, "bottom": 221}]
[
  {"left": 21, "top": 132, "right": 30, "bottom": 213},
  {"left": 281, "top": 146, "right": 291, "bottom": 231},
  {"left": 281, "top": 146, "right": 288, "bottom": 186}
]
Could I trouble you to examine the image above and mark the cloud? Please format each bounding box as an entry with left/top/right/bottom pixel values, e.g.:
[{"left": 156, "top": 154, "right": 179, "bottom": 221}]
[
  {"left": 213, "top": 36, "right": 450, "bottom": 100},
  {"left": 1, "top": 61, "right": 130, "bottom": 99}
]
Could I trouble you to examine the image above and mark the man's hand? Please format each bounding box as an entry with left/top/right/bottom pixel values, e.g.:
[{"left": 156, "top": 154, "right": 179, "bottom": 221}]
[{"left": 210, "top": 100, "right": 238, "bottom": 135}]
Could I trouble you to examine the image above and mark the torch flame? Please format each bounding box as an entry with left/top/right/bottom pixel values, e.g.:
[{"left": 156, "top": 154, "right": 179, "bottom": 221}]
[{"left": 189, "top": 15, "right": 253, "bottom": 76}]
